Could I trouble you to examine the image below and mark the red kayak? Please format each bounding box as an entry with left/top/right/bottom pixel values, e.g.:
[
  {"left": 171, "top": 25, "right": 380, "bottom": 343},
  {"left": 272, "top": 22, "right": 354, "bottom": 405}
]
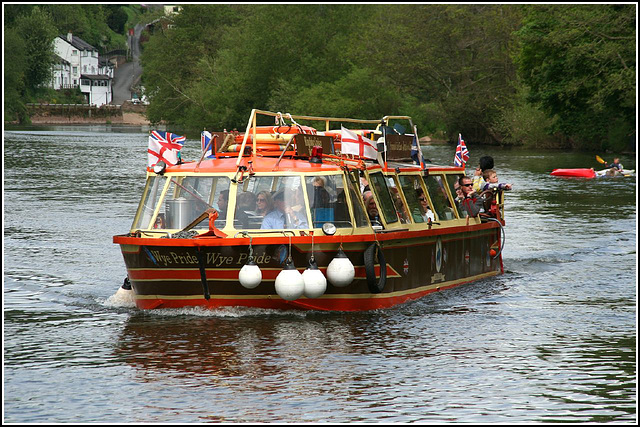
[{"left": 550, "top": 168, "right": 596, "bottom": 178}]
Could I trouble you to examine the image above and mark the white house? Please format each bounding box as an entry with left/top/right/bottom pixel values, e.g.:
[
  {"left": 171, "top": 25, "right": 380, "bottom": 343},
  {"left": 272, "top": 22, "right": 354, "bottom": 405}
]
[
  {"left": 51, "top": 32, "right": 114, "bottom": 106},
  {"left": 50, "top": 54, "right": 72, "bottom": 90},
  {"left": 80, "top": 75, "right": 112, "bottom": 106}
]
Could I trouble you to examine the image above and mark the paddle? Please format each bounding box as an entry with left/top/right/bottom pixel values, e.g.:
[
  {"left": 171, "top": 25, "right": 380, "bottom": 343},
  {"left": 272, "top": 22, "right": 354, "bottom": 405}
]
[{"left": 595, "top": 155, "right": 606, "bottom": 165}]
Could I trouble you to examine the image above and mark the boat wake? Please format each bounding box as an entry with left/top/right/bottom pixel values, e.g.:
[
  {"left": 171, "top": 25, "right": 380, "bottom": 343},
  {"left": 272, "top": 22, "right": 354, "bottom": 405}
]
[{"left": 103, "top": 287, "right": 137, "bottom": 308}]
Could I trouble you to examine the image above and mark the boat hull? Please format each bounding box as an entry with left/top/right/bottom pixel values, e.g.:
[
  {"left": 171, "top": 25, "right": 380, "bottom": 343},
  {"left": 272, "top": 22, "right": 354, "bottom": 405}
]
[
  {"left": 114, "top": 224, "right": 504, "bottom": 311},
  {"left": 550, "top": 168, "right": 596, "bottom": 178}
]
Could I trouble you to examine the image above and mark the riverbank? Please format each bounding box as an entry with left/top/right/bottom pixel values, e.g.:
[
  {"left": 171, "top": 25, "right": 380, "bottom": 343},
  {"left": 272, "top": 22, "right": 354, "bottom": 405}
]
[
  {"left": 20, "top": 102, "right": 151, "bottom": 126},
  {"left": 27, "top": 111, "right": 151, "bottom": 125}
]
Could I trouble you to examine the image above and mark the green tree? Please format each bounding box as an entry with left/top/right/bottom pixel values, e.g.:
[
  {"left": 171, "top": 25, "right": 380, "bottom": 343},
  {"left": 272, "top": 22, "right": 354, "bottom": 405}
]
[
  {"left": 358, "top": 4, "right": 523, "bottom": 143},
  {"left": 13, "top": 6, "right": 57, "bottom": 95},
  {"left": 515, "top": 4, "right": 636, "bottom": 150},
  {"left": 141, "top": 4, "right": 247, "bottom": 128},
  {"left": 3, "top": 28, "right": 28, "bottom": 122}
]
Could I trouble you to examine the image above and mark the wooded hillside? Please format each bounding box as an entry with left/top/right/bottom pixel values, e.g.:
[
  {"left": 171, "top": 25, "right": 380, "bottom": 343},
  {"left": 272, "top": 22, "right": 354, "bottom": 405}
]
[{"left": 4, "top": 4, "right": 635, "bottom": 151}]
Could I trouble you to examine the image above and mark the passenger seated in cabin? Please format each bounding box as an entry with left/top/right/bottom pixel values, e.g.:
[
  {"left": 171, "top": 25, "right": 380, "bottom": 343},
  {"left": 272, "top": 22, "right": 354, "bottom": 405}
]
[
  {"left": 310, "top": 176, "right": 331, "bottom": 209},
  {"left": 216, "top": 190, "right": 229, "bottom": 226},
  {"left": 364, "top": 193, "right": 382, "bottom": 227},
  {"left": 453, "top": 180, "right": 464, "bottom": 205},
  {"left": 416, "top": 189, "right": 435, "bottom": 223},
  {"left": 458, "top": 176, "right": 486, "bottom": 218},
  {"left": 154, "top": 213, "right": 166, "bottom": 229},
  {"left": 237, "top": 191, "right": 257, "bottom": 214},
  {"left": 389, "top": 187, "right": 410, "bottom": 224},
  {"left": 261, "top": 190, "right": 308, "bottom": 229},
  {"left": 451, "top": 179, "right": 466, "bottom": 215},
  {"left": 290, "top": 186, "right": 305, "bottom": 214},
  {"left": 360, "top": 175, "right": 370, "bottom": 193},
  {"left": 255, "top": 191, "right": 274, "bottom": 217},
  {"left": 234, "top": 191, "right": 256, "bottom": 228}
]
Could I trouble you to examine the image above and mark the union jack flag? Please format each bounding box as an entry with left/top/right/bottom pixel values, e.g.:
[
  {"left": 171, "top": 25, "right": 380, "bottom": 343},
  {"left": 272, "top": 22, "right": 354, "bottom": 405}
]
[
  {"left": 148, "top": 130, "right": 186, "bottom": 168},
  {"left": 454, "top": 133, "right": 469, "bottom": 167}
]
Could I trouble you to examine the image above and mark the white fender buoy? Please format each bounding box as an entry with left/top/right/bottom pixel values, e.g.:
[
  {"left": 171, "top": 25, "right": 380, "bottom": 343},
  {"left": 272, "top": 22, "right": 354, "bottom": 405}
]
[
  {"left": 239, "top": 258, "right": 262, "bottom": 289},
  {"left": 106, "top": 277, "right": 136, "bottom": 307},
  {"left": 326, "top": 248, "right": 355, "bottom": 288},
  {"left": 275, "top": 259, "right": 305, "bottom": 301},
  {"left": 302, "top": 257, "right": 327, "bottom": 298}
]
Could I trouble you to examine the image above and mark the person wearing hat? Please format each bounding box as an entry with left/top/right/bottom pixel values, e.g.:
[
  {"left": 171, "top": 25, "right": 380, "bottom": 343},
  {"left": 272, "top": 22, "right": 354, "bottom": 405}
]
[{"left": 260, "top": 189, "right": 309, "bottom": 229}]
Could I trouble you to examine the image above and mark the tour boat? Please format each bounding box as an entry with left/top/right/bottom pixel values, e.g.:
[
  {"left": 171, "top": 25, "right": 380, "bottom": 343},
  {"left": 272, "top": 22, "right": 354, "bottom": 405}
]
[{"left": 112, "top": 109, "right": 506, "bottom": 311}]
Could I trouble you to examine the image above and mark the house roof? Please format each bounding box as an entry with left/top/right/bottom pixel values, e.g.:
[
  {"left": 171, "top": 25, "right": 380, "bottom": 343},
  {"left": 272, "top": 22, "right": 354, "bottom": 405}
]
[
  {"left": 59, "top": 34, "right": 97, "bottom": 52},
  {"left": 81, "top": 74, "right": 112, "bottom": 80},
  {"left": 54, "top": 54, "right": 71, "bottom": 66}
]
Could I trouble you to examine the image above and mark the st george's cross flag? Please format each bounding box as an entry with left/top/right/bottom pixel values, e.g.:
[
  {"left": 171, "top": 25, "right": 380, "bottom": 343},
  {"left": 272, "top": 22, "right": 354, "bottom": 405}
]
[
  {"left": 148, "top": 130, "right": 186, "bottom": 168},
  {"left": 340, "top": 126, "right": 378, "bottom": 160},
  {"left": 453, "top": 133, "right": 469, "bottom": 167}
]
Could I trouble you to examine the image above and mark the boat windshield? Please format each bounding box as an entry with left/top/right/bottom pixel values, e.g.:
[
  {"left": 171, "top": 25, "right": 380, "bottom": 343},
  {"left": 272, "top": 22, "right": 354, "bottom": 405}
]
[
  {"left": 135, "top": 175, "right": 231, "bottom": 230},
  {"left": 445, "top": 174, "right": 464, "bottom": 218},
  {"left": 133, "top": 175, "right": 167, "bottom": 230},
  {"left": 234, "top": 175, "right": 310, "bottom": 230},
  {"left": 424, "top": 174, "right": 457, "bottom": 220},
  {"left": 398, "top": 175, "right": 426, "bottom": 223},
  {"left": 384, "top": 175, "right": 411, "bottom": 224},
  {"left": 367, "top": 172, "right": 399, "bottom": 225},
  {"left": 304, "top": 175, "right": 351, "bottom": 228},
  {"left": 345, "top": 171, "right": 369, "bottom": 228}
]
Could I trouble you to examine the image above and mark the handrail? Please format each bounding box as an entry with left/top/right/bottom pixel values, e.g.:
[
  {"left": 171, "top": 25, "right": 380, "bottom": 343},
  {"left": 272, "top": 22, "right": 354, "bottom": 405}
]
[{"left": 233, "top": 109, "right": 417, "bottom": 173}]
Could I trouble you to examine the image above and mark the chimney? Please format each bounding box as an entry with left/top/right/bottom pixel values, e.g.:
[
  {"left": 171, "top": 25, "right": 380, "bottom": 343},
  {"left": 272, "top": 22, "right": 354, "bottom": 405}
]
[{"left": 67, "top": 32, "right": 73, "bottom": 43}]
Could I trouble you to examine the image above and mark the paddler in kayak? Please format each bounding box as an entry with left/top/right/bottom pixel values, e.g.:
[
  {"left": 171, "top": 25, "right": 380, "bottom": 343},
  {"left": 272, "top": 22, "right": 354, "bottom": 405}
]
[{"left": 604, "top": 157, "right": 624, "bottom": 175}]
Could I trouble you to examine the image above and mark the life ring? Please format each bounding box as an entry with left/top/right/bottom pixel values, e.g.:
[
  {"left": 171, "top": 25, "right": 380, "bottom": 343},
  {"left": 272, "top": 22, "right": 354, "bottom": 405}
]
[
  {"left": 364, "top": 242, "right": 386, "bottom": 293},
  {"left": 234, "top": 133, "right": 296, "bottom": 144},
  {"left": 226, "top": 143, "right": 290, "bottom": 152},
  {"left": 241, "top": 125, "right": 317, "bottom": 135},
  {"left": 234, "top": 126, "right": 317, "bottom": 143}
]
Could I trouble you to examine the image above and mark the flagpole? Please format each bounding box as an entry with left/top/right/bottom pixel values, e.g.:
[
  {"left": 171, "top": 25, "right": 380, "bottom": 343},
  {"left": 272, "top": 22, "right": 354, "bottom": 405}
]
[
  {"left": 414, "top": 125, "right": 424, "bottom": 169},
  {"left": 196, "top": 134, "right": 216, "bottom": 170}
]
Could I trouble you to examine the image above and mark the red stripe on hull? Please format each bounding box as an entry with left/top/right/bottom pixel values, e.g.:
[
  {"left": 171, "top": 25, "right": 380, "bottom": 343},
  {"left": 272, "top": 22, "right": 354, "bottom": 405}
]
[
  {"left": 127, "top": 265, "right": 399, "bottom": 281},
  {"left": 133, "top": 273, "right": 497, "bottom": 311}
]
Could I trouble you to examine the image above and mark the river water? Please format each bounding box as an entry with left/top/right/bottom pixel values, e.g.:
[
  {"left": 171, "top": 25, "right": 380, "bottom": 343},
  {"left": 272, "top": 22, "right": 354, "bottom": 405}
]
[{"left": 3, "top": 125, "right": 637, "bottom": 423}]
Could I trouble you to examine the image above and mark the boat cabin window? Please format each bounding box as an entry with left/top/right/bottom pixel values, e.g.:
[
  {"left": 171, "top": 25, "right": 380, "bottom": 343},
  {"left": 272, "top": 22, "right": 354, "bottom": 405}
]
[
  {"left": 384, "top": 175, "right": 411, "bottom": 224},
  {"left": 398, "top": 175, "right": 428, "bottom": 223},
  {"left": 163, "top": 176, "right": 230, "bottom": 229},
  {"left": 346, "top": 171, "right": 369, "bottom": 228},
  {"left": 424, "top": 174, "right": 457, "bottom": 220},
  {"left": 367, "top": 172, "right": 399, "bottom": 225},
  {"left": 133, "top": 175, "right": 167, "bottom": 230},
  {"left": 445, "top": 174, "right": 464, "bottom": 218},
  {"left": 304, "top": 175, "right": 351, "bottom": 228},
  {"left": 235, "top": 175, "right": 310, "bottom": 230}
]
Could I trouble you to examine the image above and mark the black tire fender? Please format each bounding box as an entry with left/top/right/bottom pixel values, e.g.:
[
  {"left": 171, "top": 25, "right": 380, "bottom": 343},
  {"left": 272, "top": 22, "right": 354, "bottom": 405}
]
[{"left": 364, "top": 242, "right": 386, "bottom": 293}]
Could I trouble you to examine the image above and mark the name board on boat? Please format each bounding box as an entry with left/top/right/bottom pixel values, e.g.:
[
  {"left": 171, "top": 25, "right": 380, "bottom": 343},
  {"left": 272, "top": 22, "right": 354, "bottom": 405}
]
[
  {"left": 294, "top": 134, "right": 334, "bottom": 156},
  {"left": 385, "top": 135, "right": 415, "bottom": 160}
]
